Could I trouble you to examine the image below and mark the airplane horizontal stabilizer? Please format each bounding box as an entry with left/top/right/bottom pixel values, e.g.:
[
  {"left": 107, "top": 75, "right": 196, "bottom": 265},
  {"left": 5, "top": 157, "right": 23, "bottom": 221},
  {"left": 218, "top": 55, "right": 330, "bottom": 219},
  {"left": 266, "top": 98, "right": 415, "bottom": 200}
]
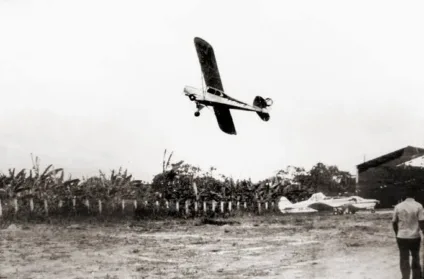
[{"left": 253, "top": 96, "right": 271, "bottom": 121}]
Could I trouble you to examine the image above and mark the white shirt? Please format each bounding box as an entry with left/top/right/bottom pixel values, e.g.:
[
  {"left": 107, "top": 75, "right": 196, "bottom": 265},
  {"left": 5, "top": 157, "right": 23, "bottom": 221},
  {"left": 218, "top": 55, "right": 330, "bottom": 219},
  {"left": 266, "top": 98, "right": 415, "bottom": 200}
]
[{"left": 392, "top": 198, "right": 424, "bottom": 239}]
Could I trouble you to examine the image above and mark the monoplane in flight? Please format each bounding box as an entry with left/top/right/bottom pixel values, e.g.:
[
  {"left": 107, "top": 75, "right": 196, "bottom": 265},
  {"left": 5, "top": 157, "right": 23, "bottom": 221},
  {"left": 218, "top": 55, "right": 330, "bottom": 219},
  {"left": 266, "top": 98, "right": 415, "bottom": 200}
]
[{"left": 183, "top": 37, "right": 273, "bottom": 135}]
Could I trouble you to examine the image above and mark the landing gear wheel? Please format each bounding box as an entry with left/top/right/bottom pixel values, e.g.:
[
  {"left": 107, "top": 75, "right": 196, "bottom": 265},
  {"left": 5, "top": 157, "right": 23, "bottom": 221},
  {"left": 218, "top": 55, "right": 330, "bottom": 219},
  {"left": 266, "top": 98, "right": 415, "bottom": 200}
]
[
  {"left": 189, "top": 95, "right": 196, "bottom": 101},
  {"left": 194, "top": 111, "right": 200, "bottom": 117}
]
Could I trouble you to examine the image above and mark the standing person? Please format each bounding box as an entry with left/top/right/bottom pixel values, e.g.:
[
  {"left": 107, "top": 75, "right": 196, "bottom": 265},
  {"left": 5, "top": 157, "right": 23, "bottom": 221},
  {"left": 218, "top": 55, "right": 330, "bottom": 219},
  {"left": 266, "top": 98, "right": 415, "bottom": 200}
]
[{"left": 392, "top": 188, "right": 424, "bottom": 279}]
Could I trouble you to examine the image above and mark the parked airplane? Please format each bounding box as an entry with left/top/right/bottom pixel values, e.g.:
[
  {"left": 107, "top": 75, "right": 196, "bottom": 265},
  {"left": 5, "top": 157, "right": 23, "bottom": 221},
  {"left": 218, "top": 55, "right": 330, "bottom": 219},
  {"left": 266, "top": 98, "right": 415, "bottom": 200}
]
[
  {"left": 183, "top": 37, "right": 273, "bottom": 135},
  {"left": 278, "top": 192, "right": 379, "bottom": 214}
]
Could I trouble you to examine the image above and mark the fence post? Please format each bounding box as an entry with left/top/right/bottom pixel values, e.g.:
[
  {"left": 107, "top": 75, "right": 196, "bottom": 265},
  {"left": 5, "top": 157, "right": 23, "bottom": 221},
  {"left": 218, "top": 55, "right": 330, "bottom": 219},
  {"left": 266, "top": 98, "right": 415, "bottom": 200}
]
[
  {"left": 122, "top": 200, "right": 126, "bottom": 212},
  {"left": 44, "top": 200, "right": 49, "bottom": 216},
  {"left": 212, "top": 200, "right": 216, "bottom": 212},
  {"left": 30, "top": 198, "right": 34, "bottom": 213},
  {"left": 265, "top": 202, "right": 268, "bottom": 211},
  {"left": 176, "top": 201, "right": 180, "bottom": 212},
  {"left": 14, "top": 198, "right": 18, "bottom": 214},
  {"left": 244, "top": 202, "right": 247, "bottom": 209},
  {"left": 220, "top": 201, "right": 224, "bottom": 213},
  {"left": 0, "top": 199, "right": 2, "bottom": 217},
  {"left": 98, "top": 200, "right": 102, "bottom": 214},
  {"left": 165, "top": 200, "right": 169, "bottom": 209},
  {"left": 72, "top": 196, "right": 76, "bottom": 211},
  {"left": 185, "top": 200, "right": 189, "bottom": 215},
  {"left": 237, "top": 201, "right": 240, "bottom": 211},
  {"left": 85, "top": 199, "right": 90, "bottom": 210},
  {"left": 257, "top": 202, "right": 261, "bottom": 214},
  {"left": 155, "top": 201, "right": 160, "bottom": 211},
  {"left": 194, "top": 201, "right": 198, "bottom": 213},
  {"left": 111, "top": 198, "right": 116, "bottom": 211},
  {"left": 228, "top": 201, "right": 232, "bottom": 212},
  {"left": 29, "top": 189, "right": 34, "bottom": 213},
  {"left": 203, "top": 201, "right": 207, "bottom": 213},
  {"left": 133, "top": 200, "right": 137, "bottom": 210}
]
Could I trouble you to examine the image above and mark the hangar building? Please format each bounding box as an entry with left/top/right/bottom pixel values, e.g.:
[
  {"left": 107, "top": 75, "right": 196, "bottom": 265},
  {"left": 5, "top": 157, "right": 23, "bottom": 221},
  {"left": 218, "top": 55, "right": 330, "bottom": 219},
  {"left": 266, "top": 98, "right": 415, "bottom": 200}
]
[{"left": 356, "top": 145, "right": 424, "bottom": 208}]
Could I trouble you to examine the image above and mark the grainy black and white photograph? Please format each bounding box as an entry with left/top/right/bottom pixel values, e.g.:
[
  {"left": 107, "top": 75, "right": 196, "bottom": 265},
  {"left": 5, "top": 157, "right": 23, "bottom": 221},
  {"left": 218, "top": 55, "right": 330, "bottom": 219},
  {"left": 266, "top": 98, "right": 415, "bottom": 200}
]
[{"left": 1, "top": 1, "right": 424, "bottom": 278}]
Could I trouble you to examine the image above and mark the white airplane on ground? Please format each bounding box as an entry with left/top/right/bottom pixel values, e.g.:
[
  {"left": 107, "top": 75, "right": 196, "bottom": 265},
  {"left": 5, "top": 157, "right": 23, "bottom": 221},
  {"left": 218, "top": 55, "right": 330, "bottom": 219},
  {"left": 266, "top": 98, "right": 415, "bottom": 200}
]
[
  {"left": 183, "top": 37, "right": 273, "bottom": 135},
  {"left": 278, "top": 192, "right": 379, "bottom": 214}
]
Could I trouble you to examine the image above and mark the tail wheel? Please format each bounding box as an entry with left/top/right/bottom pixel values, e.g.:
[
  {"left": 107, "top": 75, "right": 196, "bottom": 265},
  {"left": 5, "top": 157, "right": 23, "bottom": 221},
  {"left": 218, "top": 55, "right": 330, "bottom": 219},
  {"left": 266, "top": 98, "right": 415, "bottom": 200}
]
[
  {"left": 194, "top": 111, "right": 200, "bottom": 117},
  {"left": 189, "top": 95, "right": 196, "bottom": 101}
]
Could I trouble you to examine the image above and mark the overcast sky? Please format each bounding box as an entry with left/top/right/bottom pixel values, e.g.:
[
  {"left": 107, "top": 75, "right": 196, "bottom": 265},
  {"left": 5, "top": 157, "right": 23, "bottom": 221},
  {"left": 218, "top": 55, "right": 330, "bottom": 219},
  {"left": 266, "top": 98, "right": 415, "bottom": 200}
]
[{"left": 1, "top": 0, "right": 424, "bottom": 182}]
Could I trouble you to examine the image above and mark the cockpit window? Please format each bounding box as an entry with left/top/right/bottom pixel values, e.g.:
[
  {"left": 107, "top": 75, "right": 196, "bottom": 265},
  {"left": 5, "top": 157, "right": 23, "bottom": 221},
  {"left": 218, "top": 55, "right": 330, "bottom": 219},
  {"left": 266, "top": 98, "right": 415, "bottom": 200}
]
[{"left": 207, "top": 87, "right": 223, "bottom": 96}]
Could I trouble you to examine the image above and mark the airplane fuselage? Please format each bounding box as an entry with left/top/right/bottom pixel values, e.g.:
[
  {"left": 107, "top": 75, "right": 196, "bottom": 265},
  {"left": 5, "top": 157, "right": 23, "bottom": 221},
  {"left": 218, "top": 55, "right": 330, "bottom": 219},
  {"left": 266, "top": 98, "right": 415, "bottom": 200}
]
[
  {"left": 184, "top": 85, "right": 269, "bottom": 113},
  {"left": 278, "top": 193, "right": 379, "bottom": 214}
]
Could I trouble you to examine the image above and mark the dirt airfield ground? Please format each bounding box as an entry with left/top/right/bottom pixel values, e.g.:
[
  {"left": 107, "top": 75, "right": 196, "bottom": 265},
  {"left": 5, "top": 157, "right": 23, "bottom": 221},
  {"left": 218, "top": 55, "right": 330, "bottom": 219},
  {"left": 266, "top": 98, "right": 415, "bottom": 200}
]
[{"left": 0, "top": 210, "right": 406, "bottom": 279}]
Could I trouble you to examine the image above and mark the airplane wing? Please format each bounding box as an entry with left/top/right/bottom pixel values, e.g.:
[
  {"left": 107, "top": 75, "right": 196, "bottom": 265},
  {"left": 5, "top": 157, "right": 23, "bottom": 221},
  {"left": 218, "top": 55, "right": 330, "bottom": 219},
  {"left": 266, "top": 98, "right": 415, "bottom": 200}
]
[
  {"left": 308, "top": 201, "right": 351, "bottom": 211},
  {"left": 307, "top": 202, "right": 336, "bottom": 211},
  {"left": 194, "top": 37, "right": 224, "bottom": 91},
  {"left": 194, "top": 37, "right": 236, "bottom": 135},
  {"left": 213, "top": 105, "right": 237, "bottom": 135}
]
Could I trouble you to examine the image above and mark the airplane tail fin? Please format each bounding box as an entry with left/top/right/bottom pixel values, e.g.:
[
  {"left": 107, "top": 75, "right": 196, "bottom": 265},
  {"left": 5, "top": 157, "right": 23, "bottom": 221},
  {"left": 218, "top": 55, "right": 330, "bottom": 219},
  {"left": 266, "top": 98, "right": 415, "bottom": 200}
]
[
  {"left": 257, "top": 112, "right": 270, "bottom": 121},
  {"left": 278, "top": 196, "right": 292, "bottom": 211},
  {"left": 253, "top": 96, "right": 273, "bottom": 122}
]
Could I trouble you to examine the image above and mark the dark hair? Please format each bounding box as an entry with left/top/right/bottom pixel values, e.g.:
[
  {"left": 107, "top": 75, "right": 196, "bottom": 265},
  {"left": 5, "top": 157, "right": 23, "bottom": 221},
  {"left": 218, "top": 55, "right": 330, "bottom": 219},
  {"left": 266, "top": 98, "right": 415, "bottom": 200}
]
[{"left": 404, "top": 185, "right": 417, "bottom": 198}]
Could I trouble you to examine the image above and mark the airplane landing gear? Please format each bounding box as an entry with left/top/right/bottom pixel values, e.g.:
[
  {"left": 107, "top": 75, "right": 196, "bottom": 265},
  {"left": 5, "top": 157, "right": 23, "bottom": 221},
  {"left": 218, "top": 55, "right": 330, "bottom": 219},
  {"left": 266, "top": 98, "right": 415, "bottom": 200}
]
[{"left": 194, "top": 102, "right": 204, "bottom": 117}]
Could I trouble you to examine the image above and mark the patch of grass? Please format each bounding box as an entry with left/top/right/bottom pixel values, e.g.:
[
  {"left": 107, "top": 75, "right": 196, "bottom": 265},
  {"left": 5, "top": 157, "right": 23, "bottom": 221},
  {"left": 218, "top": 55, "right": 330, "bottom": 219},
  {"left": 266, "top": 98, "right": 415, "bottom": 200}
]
[
  {"left": 191, "top": 239, "right": 210, "bottom": 245},
  {"left": 346, "top": 242, "right": 362, "bottom": 247},
  {"left": 294, "top": 218, "right": 304, "bottom": 224},
  {"left": 312, "top": 223, "right": 338, "bottom": 230}
]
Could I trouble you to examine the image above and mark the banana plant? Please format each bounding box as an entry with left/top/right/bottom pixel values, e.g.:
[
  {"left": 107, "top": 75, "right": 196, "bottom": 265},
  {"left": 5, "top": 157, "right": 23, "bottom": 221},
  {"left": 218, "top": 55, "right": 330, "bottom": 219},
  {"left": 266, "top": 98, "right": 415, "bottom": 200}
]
[{"left": 0, "top": 168, "right": 29, "bottom": 199}]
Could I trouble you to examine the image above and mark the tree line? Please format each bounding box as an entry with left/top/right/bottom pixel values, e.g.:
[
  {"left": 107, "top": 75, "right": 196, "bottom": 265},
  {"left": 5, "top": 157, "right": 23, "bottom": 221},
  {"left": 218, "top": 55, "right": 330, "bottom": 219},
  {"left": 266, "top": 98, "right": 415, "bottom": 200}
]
[{"left": 0, "top": 151, "right": 356, "bottom": 205}]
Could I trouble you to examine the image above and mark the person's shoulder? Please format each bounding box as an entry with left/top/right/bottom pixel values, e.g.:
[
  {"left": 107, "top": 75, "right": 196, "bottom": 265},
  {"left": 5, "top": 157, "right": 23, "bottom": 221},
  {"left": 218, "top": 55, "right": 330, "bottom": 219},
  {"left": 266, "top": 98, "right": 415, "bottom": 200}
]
[
  {"left": 395, "top": 201, "right": 405, "bottom": 207},
  {"left": 414, "top": 201, "right": 424, "bottom": 208}
]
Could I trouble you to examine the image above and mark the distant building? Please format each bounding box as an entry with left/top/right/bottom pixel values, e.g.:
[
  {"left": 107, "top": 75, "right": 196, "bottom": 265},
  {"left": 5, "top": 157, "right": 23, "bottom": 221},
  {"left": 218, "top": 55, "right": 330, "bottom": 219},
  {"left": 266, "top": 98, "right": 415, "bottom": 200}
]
[{"left": 356, "top": 145, "right": 424, "bottom": 207}]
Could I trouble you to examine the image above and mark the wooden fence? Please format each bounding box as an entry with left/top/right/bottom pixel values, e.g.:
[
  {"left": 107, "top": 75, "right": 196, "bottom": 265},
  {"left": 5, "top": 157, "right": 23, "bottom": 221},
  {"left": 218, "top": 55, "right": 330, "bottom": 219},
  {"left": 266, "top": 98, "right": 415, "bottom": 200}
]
[{"left": 0, "top": 197, "right": 280, "bottom": 219}]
